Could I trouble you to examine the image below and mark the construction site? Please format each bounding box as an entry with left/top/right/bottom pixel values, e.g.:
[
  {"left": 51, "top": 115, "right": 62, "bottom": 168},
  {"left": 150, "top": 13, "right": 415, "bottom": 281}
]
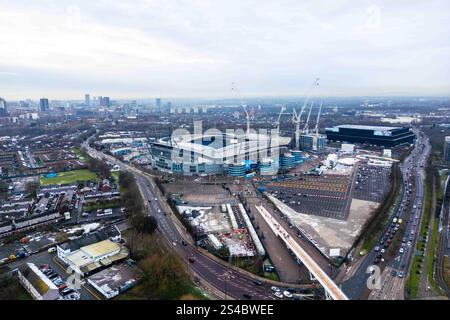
[
  {"left": 163, "top": 182, "right": 265, "bottom": 260},
  {"left": 149, "top": 78, "right": 406, "bottom": 285}
]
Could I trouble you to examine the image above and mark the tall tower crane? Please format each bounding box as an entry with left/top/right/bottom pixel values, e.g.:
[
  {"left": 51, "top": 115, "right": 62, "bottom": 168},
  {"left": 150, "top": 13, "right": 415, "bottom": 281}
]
[
  {"left": 231, "top": 82, "right": 250, "bottom": 134},
  {"left": 292, "top": 78, "right": 319, "bottom": 150},
  {"left": 302, "top": 101, "right": 314, "bottom": 134},
  {"left": 274, "top": 106, "right": 290, "bottom": 130},
  {"left": 313, "top": 101, "right": 323, "bottom": 135}
]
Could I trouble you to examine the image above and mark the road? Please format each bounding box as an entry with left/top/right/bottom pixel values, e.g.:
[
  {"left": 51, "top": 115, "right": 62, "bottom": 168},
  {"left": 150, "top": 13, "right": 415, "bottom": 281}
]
[
  {"left": 369, "top": 130, "right": 430, "bottom": 300},
  {"left": 435, "top": 175, "right": 450, "bottom": 296},
  {"left": 343, "top": 129, "right": 430, "bottom": 299}
]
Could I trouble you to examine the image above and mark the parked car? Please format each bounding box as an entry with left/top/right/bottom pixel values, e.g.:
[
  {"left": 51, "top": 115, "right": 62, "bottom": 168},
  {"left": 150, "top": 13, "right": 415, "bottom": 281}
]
[
  {"left": 274, "top": 292, "right": 283, "bottom": 298},
  {"left": 271, "top": 286, "right": 280, "bottom": 292},
  {"left": 47, "top": 247, "right": 57, "bottom": 254}
]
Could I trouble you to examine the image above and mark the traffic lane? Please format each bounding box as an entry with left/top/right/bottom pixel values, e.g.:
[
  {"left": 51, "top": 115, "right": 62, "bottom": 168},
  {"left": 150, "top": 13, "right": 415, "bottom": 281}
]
[
  {"left": 188, "top": 248, "right": 275, "bottom": 300},
  {"left": 376, "top": 140, "right": 430, "bottom": 297},
  {"left": 134, "top": 175, "right": 181, "bottom": 242},
  {"left": 343, "top": 143, "right": 421, "bottom": 298}
]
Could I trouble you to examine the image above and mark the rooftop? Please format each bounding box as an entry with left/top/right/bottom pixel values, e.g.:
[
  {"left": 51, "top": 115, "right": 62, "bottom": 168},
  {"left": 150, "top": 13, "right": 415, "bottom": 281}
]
[
  {"left": 332, "top": 125, "right": 403, "bottom": 131},
  {"left": 87, "top": 263, "right": 137, "bottom": 297},
  {"left": 82, "top": 240, "right": 120, "bottom": 258},
  {"left": 18, "top": 263, "right": 59, "bottom": 299},
  {"left": 59, "top": 225, "right": 121, "bottom": 252}
]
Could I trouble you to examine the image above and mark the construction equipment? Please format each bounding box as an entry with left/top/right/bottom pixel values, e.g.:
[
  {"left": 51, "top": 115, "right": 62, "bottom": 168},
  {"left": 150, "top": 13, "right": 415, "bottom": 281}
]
[
  {"left": 313, "top": 101, "right": 323, "bottom": 135},
  {"left": 231, "top": 82, "right": 250, "bottom": 134},
  {"left": 302, "top": 101, "right": 314, "bottom": 134},
  {"left": 274, "top": 106, "right": 289, "bottom": 130},
  {"left": 292, "top": 78, "right": 319, "bottom": 149}
]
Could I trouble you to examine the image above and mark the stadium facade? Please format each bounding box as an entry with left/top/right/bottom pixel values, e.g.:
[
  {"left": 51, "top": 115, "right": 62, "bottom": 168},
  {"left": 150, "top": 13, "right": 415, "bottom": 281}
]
[
  {"left": 325, "top": 125, "right": 415, "bottom": 147},
  {"left": 149, "top": 131, "right": 291, "bottom": 176}
]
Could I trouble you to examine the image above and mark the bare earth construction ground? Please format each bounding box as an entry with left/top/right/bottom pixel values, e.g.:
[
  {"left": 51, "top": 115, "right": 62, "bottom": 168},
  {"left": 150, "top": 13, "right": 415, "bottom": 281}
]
[{"left": 268, "top": 194, "right": 378, "bottom": 258}]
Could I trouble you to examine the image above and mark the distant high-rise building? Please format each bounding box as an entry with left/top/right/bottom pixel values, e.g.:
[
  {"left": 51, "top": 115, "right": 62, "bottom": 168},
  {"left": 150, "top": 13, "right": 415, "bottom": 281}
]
[
  {"left": 39, "top": 98, "right": 49, "bottom": 112},
  {"left": 156, "top": 98, "right": 161, "bottom": 109},
  {"left": 99, "top": 96, "right": 110, "bottom": 108},
  {"left": 103, "top": 97, "right": 110, "bottom": 108},
  {"left": 444, "top": 136, "right": 450, "bottom": 163},
  {"left": 0, "top": 98, "right": 7, "bottom": 116},
  {"left": 85, "top": 94, "right": 90, "bottom": 106}
]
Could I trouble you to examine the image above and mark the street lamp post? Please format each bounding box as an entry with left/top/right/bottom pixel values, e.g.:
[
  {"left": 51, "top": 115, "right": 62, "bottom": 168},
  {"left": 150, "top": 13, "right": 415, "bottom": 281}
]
[{"left": 219, "top": 271, "right": 233, "bottom": 300}]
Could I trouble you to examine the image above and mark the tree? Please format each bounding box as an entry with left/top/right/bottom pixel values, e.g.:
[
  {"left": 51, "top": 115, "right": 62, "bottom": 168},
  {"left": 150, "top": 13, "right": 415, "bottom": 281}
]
[
  {"left": 138, "top": 252, "right": 190, "bottom": 299},
  {"left": 133, "top": 215, "right": 158, "bottom": 234},
  {"left": 0, "top": 181, "right": 8, "bottom": 194},
  {"left": 25, "top": 181, "right": 39, "bottom": 199}
]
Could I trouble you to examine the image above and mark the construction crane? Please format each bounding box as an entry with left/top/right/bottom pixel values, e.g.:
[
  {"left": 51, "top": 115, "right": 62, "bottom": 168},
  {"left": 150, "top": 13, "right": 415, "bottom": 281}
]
[
  {"left": 231, "top": 82, "right": 250, "bottom": 134},
  {"left": 302, "top": 101, "right": 314, "bottom": 134},
  {"left": 274, "top": 105, "right": 289, "bottom": 130},
  {"left": 313, "top": 101, "right": 323, "bottom": 135},
  {"left": 292, "top": 78, "right": 319, "bottom": 150}
]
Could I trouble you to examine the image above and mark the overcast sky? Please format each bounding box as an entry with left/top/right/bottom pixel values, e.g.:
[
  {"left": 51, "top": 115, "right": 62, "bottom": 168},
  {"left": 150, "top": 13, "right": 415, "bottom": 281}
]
[{"left": 0, "top": 0, "right": 449, "bottom": 100}]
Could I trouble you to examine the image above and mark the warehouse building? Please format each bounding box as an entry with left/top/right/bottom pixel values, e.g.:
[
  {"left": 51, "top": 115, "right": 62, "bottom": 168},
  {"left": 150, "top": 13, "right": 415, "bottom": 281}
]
[
  {"left": 60, "top": 239, "right": 129, "bottom": 276},
  {"left": 325, "top": 125, "right": 415, "bottom": 147}
]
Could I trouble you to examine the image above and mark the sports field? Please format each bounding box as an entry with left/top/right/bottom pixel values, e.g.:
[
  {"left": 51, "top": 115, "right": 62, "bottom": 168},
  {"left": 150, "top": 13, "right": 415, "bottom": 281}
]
[{"left": 40, "top": 169, "right": 99, "bottom": 186}]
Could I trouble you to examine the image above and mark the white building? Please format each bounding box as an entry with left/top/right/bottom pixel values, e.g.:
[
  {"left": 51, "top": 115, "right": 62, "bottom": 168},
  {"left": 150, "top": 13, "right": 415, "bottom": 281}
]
[
  {"left": 341, "top": 143, "right": 355, "bottom": 153},
  {"left": 18, "top": 263, "right": 60, "bottom": 300}
]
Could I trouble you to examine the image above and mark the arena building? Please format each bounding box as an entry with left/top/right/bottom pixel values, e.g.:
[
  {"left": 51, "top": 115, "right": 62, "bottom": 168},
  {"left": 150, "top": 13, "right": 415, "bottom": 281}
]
[
  {"left": 325, "top": 125, "right": 415, "bottom": 147},
  {"left": 149, "top": 131, "right": 291, "bottom": 176}
]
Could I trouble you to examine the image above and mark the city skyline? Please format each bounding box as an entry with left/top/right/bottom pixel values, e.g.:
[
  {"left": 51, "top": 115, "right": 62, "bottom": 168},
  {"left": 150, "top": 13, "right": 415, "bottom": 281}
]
[{"left": 1, "top": 1, "right": 449, "bottom": 100}]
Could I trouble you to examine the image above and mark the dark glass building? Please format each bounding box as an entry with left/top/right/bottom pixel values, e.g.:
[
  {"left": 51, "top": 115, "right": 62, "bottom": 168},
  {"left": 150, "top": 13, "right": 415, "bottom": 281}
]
[
  {"left": 325, "top": 125, "right": 415, "bottom": 147},
  {"left": 39, "top": 98, "right": 49, "bottom": 112}
]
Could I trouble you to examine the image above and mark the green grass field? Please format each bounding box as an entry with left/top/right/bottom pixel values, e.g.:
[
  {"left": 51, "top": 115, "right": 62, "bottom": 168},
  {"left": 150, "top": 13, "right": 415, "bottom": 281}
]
[
  {"left": 72, "top": 148, "right": 85, "bottom": 160},
  {"left": 40, "top": 169, "right": 99, "bottom": 186}
]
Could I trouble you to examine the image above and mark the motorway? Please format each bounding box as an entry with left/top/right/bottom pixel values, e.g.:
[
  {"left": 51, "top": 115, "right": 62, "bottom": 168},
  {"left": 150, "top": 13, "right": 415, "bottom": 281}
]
[
  {"left": 342, "top": 129, "right": 430, "bottom": 300},
  {"left": 84, "top": 143, "right": 300, "bottom": 300}
]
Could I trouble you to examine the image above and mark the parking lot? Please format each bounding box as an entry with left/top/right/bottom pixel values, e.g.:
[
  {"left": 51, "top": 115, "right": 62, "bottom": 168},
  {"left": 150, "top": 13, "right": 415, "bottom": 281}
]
[
  {"left": 264, "top": 174, "right": 353, "bottom": 220},
  {"left": 0, "top": 230, "right": 59, "bottom": 262},
  {"left": 352, "top": 163, "right": 392, "bottom": 203},
  {"left": 7, "top": 250, "right": 95, "bottom": 300}
]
